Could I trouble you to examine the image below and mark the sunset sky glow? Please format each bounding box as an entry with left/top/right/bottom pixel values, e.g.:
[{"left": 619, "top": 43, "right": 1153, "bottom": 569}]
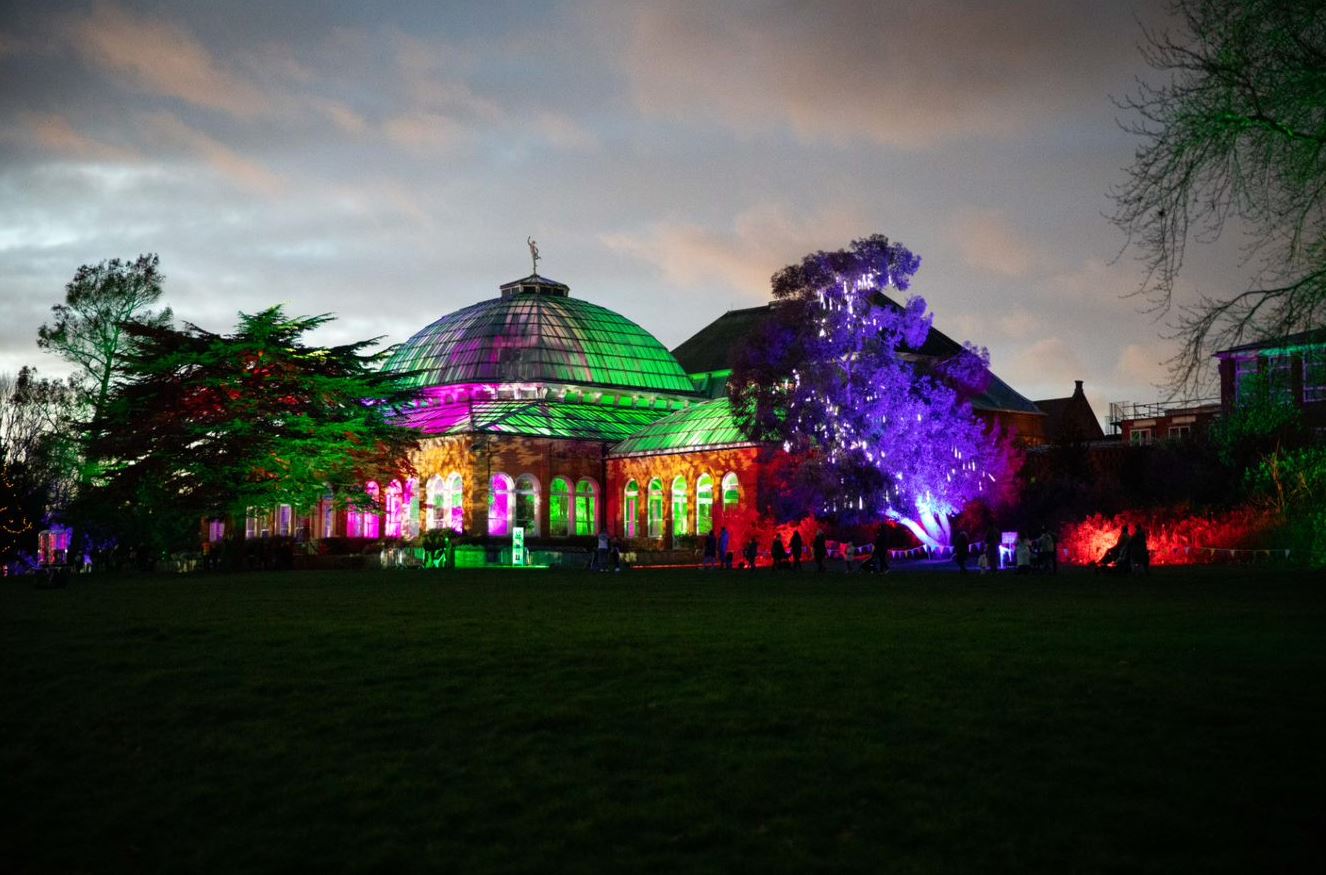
[{"left": 0, "top": 1, "right": 1248, "bottom": 419}]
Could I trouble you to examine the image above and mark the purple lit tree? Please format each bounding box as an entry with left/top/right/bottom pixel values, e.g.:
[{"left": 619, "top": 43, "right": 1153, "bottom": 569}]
[{"left": 730, "top": 235, "right": 1011, "bottom": 547}]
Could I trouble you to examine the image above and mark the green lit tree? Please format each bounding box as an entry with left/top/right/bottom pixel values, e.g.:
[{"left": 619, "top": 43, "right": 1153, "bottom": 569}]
[
  {"left": 81, "top": 307, "right": 420, "bottom": 554},
  {"left": 1111, "top": 0, "right": 1326, "bottom": 391},
  {"left": 38, "top": 254, "right": 173, "bottom": 421}
]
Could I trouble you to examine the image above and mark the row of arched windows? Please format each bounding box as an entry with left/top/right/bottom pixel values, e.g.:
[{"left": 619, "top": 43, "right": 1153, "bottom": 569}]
[
  {"left": 486, "top": 473, "right": 599, "bottom": 537},
  {"left": 622, "top": 473, "right": 740, "bottom": 539},
  {"left": 244, "top": 471, "right": 737, "bottom": 541}
]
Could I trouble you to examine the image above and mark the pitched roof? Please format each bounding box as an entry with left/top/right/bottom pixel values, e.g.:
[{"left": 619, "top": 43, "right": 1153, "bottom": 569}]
[
  {"left": 1033, "top": 382, "right": 1105, "bottom": 442},
  {"left": 394, "top": 397, "right": 677, "bottom": 442},
  {"left": 671, "top": 297, "right": 1042, "bottom": 415},
  {"left": 609, "top": 397, "right": 758, "bottom": 458}
]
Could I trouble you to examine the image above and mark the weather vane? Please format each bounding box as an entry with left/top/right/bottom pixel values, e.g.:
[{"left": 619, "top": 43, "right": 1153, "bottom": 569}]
[{"left": 527, "top": 236, "right": 540, "bottom": 275}]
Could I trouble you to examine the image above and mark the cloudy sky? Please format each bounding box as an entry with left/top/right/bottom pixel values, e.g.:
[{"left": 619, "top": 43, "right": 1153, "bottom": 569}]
[{"left": 0, "top": 0, "right": 1240, "bottom": 422}]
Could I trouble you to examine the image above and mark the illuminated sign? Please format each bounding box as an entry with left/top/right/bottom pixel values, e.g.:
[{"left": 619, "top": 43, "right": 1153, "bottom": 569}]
[{"left": 512, "top": 526, "right": 525, "bottom": 566}]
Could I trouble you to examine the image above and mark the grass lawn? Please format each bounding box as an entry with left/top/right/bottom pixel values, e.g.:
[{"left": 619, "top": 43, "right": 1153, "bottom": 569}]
[{"left": 1, "top": 565, "right": 1323, "bottom": 873}]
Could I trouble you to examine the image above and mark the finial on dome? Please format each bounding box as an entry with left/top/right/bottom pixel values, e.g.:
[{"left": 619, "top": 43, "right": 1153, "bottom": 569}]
[{"left": 527, "top": 236, "right": 540, "bottom": 275}]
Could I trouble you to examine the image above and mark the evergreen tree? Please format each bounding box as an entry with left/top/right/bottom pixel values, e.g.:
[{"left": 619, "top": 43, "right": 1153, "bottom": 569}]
[{"left": 81, "top": 307, "right": 419, "bottom": 554}]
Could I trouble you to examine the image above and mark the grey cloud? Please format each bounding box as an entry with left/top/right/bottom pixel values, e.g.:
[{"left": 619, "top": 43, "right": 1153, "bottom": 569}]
[{"left": 622, "top": 0, "right": 1163, "bottom": 148}]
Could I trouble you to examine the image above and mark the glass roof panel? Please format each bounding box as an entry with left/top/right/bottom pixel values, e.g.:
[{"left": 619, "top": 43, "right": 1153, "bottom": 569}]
[
  {"left": 384, "top": 292, "right": 696, "bottom": 394},
  {"left": 608, "top": 397, "right": 758, "bottom": 457}
]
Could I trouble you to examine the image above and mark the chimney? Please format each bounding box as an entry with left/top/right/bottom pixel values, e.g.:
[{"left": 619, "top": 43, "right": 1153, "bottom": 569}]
[{"left": 1074, "top": 380, "right": 1084, "bottom": 396}]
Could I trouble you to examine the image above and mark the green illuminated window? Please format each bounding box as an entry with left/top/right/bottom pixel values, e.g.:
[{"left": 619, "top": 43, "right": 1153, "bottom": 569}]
[
  {"left": 647, "top": 479, "right": 663, "bottom": 539},
  {"left": 575, "top": 479, "right": 598, "bottom": 536},
  {"left": 550, "top": 477, "right": 570, "bottom": 536},
  {"left": 671, "top": 476, "right": 688, "bottom": 537},
  {"left": 624, "top": 480, "right": 639, "bottom": 538},
  {"left": 696, "top": 474, "right": 714, "bottom": 535},
  {"left": 722, "top": 472, "right": 740, "bottom": 510}
]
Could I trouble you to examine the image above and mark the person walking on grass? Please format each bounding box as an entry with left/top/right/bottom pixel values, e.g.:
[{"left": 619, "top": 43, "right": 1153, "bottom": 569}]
[
  {"left": 744, "top": 536, "right": 759, "bottom": 570},
  {"left": 790, "top": 530, "right": 804, "bottom": 571},
  {"left": 1015, "top": 534, "right": 1032, "bottom": 574},
  {"left": 873, "top": 525, "right": 890, "bottom": 574},
  {"left": 1129, "top": 525, "right": 1150, "bottom": 575},
  {"left": 702, "top": 530, "right": 718, "bottom": 570},
  {"left": 718, "top": 527, "right": 731, "bottom": 569},
  {"left": 772, "top": 534, "right": 787, "bottom": 570},
  {"left": 813, "top": 531, "right": 827, "bottom": 573},
  {"left": 953, "top": 529, "right": 970, "bottom": 575}
]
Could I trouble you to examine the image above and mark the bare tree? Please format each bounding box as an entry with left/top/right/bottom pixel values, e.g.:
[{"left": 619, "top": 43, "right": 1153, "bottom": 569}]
[
  {"left": 37, "top": 254, "right": 173, "bottom": 420},
  {"left": 1111, "top": 0, "right": 1326, "bottom": 393}
]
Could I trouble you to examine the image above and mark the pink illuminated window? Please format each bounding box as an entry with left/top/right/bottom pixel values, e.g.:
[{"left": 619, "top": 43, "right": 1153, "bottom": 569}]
[
  {"left": 385, "top": 480, "right": 404, "bottom": 538},
  {"left": 488, "top": 473, "right": 514, "bottom": 536},
  {"left": 349, "top": 481, "right": 381, "bottom": 539}
]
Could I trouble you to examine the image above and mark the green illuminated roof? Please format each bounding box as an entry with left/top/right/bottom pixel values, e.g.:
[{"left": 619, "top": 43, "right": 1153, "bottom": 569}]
[
  {"left": 405, "top": 398, "right": 678, "bottom": 442},
  {"left": 385, "top": 280, "right": 696, "bottom": 394},
  {"left": 609, "top": 397, "right": 757, "bottom": 457}
]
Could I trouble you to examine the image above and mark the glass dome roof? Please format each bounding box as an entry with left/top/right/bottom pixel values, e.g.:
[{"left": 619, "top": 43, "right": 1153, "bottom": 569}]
[{"left": 384, "top": 279, "right": 696, "bottom": 394}]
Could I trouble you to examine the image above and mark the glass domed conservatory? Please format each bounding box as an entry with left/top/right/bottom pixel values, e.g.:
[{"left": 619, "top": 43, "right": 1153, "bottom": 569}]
[
  {"left": 240, "top": 268, "right": 1045, "bottom": 557},
  {"left": 375, "top": 273, "right": 708, "bottom": 541}
]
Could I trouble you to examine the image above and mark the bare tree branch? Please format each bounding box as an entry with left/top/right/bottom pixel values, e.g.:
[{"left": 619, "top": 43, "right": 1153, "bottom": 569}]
[{"left": 1111, "top": 0, "right": 1326, "bottom": 395}]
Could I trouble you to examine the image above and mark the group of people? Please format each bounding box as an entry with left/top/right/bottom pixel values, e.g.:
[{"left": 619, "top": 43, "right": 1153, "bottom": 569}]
[
  {"left": 724, "top": 527, "right": 890, "bottom": 573},
  {"left": 599, "top": 518, "right": 1156, "bottom": 574},
  {"left": 952, "top": 526, "right": 1058, "bottom": 575},
  {"left": 1096, "top": 524, "right": 1150, "bottom": 574},
  {"left": 694, "top": 526, "right": 895, "bottom": 573}
]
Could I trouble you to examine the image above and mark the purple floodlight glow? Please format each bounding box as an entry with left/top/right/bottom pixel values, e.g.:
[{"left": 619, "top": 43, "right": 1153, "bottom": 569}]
[{"left": 764, "top": 237, "right": 1009, "bottom": 546}]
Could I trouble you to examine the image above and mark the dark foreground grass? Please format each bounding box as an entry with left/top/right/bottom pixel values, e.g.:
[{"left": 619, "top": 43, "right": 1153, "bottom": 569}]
[{"left": 1, "top": 566, "right": 1324, "bottom": 874}]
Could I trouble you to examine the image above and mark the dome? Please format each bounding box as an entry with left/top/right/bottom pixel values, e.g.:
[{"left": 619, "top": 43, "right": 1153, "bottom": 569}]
[{"left": 385, "top": 275, "right": 696, "bottom": 394}]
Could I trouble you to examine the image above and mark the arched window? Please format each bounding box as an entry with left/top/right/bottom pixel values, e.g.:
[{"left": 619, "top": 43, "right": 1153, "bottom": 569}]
[
  {"left": 515, "top": 474, "right": 539, "bottom": 536},
  {"left": 647, "top": 478, "right": 664, "bottom": 539},
  {"left": 403, "top": 478, "right": 420, "bottom": 539},
  {"left": 426, "top": 474, "right": 446, "bottom": 531},
  {"left": 721, "top": 472, "right": 741, "bottom": 511},
  {"left": 549, "top": 477, "right": 571, "bottom": 536},
  {"left": 624, "top": 480, "right": 639, "bottom": 538},
  {"left": 696, "top": 474, "right": 714, "bottom": 535},
  {"left": 445, "top": 472, "right": 464, "bottom": 533},
  {"left": 362, "top": 481, "right": 381, "bottom": 539},
  {"left": 320, "top": 489, "right": 335, "bottom": 538},
  {"left": 276, "top": 504, "right": 293, "bottom": 537},
  {"left": 671, "top": 476, "right": 689, "bottom": 536},
  {"left": 384, "top": 480, "right": 404, "bottom": 538},
  {"left": 488, "top": 473, "right": 514, "bottom": 536},
  {"left": 575, "top": 479, "right": 598, "bottom": 536}
]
